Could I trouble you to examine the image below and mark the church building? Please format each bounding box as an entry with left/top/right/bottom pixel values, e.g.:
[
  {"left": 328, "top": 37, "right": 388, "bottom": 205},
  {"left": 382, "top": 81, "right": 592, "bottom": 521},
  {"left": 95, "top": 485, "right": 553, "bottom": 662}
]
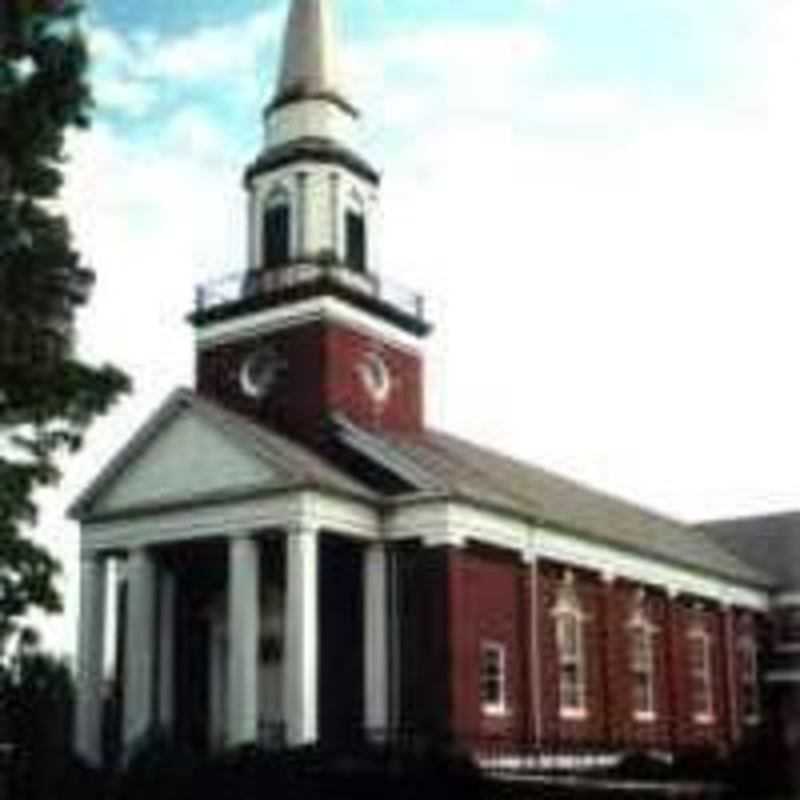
[{"left": 71, "top": 0, "right": 790, "bottom": 769}]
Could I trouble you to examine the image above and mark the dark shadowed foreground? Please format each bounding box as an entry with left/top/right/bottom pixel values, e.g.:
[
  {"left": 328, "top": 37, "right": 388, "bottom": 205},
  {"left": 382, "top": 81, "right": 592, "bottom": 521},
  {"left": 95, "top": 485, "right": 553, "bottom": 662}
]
[{"left": 3, "top": 736, "right": 795, "bottom": 800}]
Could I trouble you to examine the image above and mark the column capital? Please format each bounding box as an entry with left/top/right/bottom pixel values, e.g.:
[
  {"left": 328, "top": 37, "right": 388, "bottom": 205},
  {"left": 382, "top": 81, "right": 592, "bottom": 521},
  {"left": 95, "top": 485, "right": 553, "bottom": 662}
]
[
  {"left": 666, "top": 584, "right": 681, "bottom": 600},
  {"left": 286, "top": 520, "right": 318, "bottom": 538},
  {"left": 601, "top": 569, "right": 617, "bottom": 585},
  {"left": 421, "top": 531, "right": 465, "bottom": 548},
  {"left": 79, "top": 550, "right": 104, "bottom": 565},
  {"left": 229, "top": 530, "right": 258, "bottom": 542}
]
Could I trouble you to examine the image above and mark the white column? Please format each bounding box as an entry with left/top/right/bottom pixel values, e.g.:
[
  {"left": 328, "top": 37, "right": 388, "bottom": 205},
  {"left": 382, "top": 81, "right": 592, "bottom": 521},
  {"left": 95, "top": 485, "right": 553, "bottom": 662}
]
[
  {"left": 226, "top": 535, "right": 261, "bottom": 747},
  {"left": 284, "top": 525, "right": 319, "bottom": 746},
  {"left": 75, "top": 553, "right": 107, "bottom": 766},
  {"left": 364, "top": 543, "right": 388, "bottom": 737},
  {"left": 123, "top": 548, "right": 157, "bottom": 752},
  {"left": 329, "top": 171, "right": 341, "bottom": 258},
  {"left": 157, "top": 568, "right": 177, "bottom": 732}
]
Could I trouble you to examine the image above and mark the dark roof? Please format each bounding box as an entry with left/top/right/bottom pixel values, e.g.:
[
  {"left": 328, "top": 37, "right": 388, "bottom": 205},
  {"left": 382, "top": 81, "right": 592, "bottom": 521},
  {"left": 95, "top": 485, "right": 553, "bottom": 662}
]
[
  {"left": 701, "top": 513, "right": 800, "bottom": 590},
  {"left": 364, "top": 427, "right": 774, "bottom": 588}
]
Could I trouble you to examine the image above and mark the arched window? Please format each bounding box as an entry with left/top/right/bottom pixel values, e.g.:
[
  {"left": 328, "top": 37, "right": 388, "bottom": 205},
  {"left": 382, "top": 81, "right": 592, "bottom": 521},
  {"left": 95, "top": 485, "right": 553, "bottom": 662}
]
[
  {"left": 345, "top": 190, "right": 367, "bottom": 272},
  {"left": 263, "top": 187, "right": 291, "bottom": 270},
  {"left": 688, "top": 619, "right": 713, "bottom": 722},
  {"left": 553, "top": 571, "right": 587, "bottom": 718},
  {"left": 738, "top": 634, "right": 760, "bottom": 723},
  {"left": 628, "top": 591, "right": 657, "bottom": 721}
]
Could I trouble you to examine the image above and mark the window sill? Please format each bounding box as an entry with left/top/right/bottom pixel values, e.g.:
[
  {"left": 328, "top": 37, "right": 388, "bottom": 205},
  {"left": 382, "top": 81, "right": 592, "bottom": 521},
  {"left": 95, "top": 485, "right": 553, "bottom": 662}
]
[
  {"left": 482, "top": 705, "right": 510, "bottom": 719},
  {"left": 560, "top": 708, "right": 588, "bottom": 721},
  {"left": 633, "top": 711, "right": 657, "bottom": 723}
]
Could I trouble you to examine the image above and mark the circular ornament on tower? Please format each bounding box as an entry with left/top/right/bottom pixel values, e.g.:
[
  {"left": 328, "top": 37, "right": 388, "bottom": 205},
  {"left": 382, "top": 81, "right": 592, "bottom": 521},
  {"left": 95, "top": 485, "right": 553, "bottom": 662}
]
[
  {"left": 358, "top": 351, "right": 393, "bottom": 406},
  {"left": 240, "top": 345, "right": 283, "bottom": 399}
]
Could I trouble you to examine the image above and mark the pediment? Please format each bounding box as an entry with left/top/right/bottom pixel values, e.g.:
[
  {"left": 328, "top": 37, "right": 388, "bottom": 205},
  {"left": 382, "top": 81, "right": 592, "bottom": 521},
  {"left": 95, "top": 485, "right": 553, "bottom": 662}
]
[{"left": 76, "top": 392, "right": 293, "bottom": 517}]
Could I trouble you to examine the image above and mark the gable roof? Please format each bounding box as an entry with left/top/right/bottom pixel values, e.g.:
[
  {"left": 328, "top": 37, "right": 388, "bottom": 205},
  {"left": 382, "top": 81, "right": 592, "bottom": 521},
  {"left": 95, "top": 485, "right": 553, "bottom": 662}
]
[
  {"left": 702, "top": 513, "right": 800, "bottom": 591},
  {"left": 344, "top": 424, "right": 773, "bottom": 589},
  {"left": 69, "top": 389, "right": 375, "bottom": 520}
]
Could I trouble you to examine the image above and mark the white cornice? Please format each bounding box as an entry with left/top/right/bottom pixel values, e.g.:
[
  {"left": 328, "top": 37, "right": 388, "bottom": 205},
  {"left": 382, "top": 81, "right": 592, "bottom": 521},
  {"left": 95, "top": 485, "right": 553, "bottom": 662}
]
[
  {"left": 195, "top": 296, "right": 423, "bottom": 354},
  {"left": 81, "top": 489, "right": 380, "bottom": 555},
  {"left": 386, "top": 500, "right": 770, "bottom": 611}
]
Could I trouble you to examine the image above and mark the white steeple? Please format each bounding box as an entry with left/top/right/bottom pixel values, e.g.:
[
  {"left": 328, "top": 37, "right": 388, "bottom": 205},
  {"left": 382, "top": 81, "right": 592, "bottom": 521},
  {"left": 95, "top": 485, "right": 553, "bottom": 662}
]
[
  {"left": 273, "top": 0, "right": 352, "bottom": 112},
  {"left": 245, "top": 0, "right": 379, "bottom": 275},
  {"left": 263, "top": 0, "right": 359, "bottom": 150}
]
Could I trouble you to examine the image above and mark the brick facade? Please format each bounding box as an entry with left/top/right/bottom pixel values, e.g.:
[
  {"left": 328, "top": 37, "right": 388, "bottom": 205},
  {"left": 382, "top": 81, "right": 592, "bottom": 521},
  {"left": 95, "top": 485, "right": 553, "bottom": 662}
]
[
  {"left": 398, "top": 542, "right": 768, "bottom": 756},
  {"left": 196, "top": 320, "right": 424, "bottom": 443}
]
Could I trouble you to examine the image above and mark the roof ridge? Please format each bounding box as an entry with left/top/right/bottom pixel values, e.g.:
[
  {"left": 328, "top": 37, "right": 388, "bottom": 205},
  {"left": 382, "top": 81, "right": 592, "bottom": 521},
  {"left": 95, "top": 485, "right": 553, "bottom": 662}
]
[{"left": 190, "top": 392, "right": 375, "bottom": 497}]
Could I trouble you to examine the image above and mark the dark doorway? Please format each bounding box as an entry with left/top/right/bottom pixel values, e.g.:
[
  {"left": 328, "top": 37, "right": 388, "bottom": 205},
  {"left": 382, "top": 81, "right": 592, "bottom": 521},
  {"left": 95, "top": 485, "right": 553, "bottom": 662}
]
[
  {"left": 319, "top": 534, "right": 365, "bottom": 746},
  {"left": 171, "top": 542, "right": 226, "bottom": 754}
]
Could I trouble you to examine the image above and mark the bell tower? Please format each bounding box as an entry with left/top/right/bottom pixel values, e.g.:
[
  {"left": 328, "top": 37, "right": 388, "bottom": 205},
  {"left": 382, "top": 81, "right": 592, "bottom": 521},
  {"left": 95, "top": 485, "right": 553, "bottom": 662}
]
[{"left": 192, "top": 0, "right": 430, "bottom": 446}]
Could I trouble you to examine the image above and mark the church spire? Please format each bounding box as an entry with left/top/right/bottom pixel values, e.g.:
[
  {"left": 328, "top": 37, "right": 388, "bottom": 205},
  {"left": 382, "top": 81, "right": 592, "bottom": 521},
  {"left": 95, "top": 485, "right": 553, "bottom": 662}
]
[{"left": 269, "top": 0, "right": 357, "bottom": 116}]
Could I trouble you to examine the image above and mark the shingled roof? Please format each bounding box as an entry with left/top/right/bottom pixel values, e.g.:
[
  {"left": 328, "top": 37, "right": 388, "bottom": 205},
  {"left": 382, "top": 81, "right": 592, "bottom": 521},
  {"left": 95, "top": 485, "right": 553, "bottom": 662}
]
[
  {"left": 702, "top": 513, "right": 800, "bottom": 591},
  {"left": 366, "top": 427, "right": 775, "bottom": 589}
]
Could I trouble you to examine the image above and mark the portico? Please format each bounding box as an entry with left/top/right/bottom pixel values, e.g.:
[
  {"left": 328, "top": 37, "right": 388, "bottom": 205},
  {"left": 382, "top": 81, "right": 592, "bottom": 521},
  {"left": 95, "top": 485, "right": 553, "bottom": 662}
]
[{"left": 71, "top": 390, "right": 387, "bottom": 766}]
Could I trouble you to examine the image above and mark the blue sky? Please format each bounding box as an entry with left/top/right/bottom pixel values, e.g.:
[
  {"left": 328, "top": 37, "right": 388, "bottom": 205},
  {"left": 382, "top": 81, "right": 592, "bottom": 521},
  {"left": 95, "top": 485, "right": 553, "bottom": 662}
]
[{"left": 33, "top": 0, "right": 798, "bottom": 654}]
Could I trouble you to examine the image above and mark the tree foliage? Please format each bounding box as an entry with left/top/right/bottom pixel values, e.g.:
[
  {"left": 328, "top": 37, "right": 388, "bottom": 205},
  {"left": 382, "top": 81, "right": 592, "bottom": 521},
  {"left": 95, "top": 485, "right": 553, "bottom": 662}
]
[
  {"left": 0, "top": 1, "right": 130, "bottom": 654},
  {"left": 0, "top": 645, "right": 76, "bottom": 800}
]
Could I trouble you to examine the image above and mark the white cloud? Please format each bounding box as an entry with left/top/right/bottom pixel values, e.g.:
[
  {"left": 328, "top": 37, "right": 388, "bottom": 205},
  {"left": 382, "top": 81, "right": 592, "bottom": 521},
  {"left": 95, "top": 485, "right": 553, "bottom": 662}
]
[
  {"left": 142, "top": 7, "right": 283, "bottom": 82},
  {"left": 87, "top": 8, "right": 284, "bottom": 118}
]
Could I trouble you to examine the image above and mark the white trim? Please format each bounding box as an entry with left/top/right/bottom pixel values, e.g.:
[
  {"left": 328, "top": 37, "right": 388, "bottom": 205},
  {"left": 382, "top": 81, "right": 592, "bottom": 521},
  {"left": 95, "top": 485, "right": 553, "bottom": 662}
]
[
  {"left": 766, "top": 670, "right": 800, "bottom": 683},
  {"left": 774, "top": 592, "right": 800, "bottom": 607},
  {"left": 559, "top": 708, "right": 588, "bottom": 721},
  {"left": 554, "top": 573, "right": 588, "bottom": 718},
  {"left": 194, "top": 295, "right": 423, "bottom": 354},
  {"left": 629, "top": 611, "right": 657, "bottom": 720},
  {"left": 81, "top": 490, "right": 380, "bottom": 554},
  {"left": 386, "top": 500, "right": 770, "bottom": 611},
  {"left": 688, "top": 625, "right": 714, "bottom": 723},
  {"left": 775, "top": 642, "right": 800, "bottom": 653},
  {"left": 480, "top": 640, "right": 508, "bottom": 717}
]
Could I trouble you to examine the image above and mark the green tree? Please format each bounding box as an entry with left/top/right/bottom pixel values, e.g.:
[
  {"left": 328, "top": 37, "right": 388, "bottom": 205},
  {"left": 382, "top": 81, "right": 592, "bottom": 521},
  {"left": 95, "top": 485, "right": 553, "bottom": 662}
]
[{"left": 0, "top": 1, "right": 130, "bottom": 655}]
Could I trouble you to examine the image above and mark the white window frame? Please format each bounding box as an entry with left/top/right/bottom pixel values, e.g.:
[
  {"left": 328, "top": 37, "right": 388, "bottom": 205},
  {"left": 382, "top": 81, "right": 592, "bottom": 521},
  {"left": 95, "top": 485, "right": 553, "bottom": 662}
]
[
  {"left": 553, "top": 572, "right": 588, "bottom": 720},
  {"left": 738, "top": 634, "right": 760, "bottom": 725},
  {"left": 688, "top": 625, "right": 714, "bottom": 724},
  {"left": 479, "top": 640, "right": 507, "bottom": 717},
  {"left": 629, "top": 597, "right": 657, "bottom": 722}
]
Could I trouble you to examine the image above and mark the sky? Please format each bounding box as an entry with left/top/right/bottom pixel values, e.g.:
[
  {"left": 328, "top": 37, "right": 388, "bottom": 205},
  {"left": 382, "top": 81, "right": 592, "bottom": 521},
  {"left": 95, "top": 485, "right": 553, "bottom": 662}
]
[{"left": 28, "top": 0, "right": 800, "bottom": 656}]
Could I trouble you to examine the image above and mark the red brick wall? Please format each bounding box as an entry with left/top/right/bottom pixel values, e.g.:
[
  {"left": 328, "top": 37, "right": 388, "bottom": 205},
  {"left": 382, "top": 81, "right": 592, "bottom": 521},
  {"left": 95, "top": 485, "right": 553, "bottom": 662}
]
[
  {"left": 447, "top": 545, "right": 530, "bottom": 745},
  {"left": 196, "top": 320, "right": 423, "bottom": 442},
  {"left": 325, "top": 325, "right": 423, "bottom": 434},
  {"left": 441, "top": 546, "right": 766, "bottom": 755}
]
